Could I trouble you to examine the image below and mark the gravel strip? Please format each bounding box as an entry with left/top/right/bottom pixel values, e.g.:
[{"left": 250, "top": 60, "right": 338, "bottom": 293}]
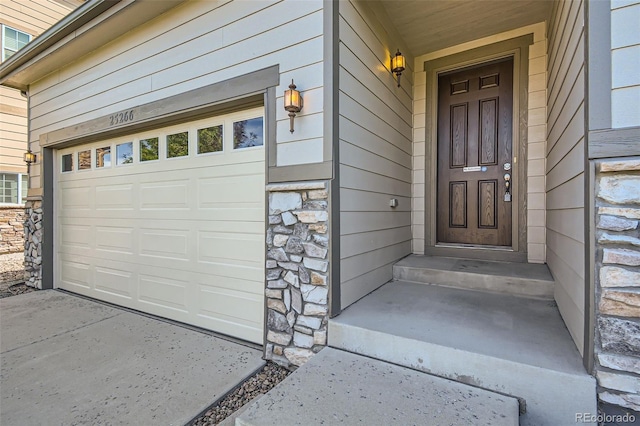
[
  {"left": 1, "top": 252, "right": 26, "bottom": 283},
  {"left": 0, "top": 252, "right": 36, "bottom": 298},
  {"left": 191, "top": 362, "right": 291, "bottom": 426}
]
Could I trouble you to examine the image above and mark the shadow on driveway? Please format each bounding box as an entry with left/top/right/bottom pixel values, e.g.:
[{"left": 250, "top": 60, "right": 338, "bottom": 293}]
[{"left": 0, "top": 290, "right": 264, "bottom": 425}]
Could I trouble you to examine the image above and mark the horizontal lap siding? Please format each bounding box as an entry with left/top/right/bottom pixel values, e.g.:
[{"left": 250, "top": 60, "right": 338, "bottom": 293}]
[
  {"left": 338, "top": 0, "right": 413, "bottom": 309},
  {"left": 546, "top": 0, "right": 585, "bottom": 354},
  {"left": 0, "top": 87, "right": 27, "bottom": 172},
  {"left": 1, "top": 0, "right": 79, "bottom": 35},
  {"left": 1, "top": 0, "right": 79, "bottom": 175},
  {"left": 611, "top": 1, "right": 640, "bottom": 128},
  {"left": 28, "top": 0, "right": 325, "bottom": 186}
]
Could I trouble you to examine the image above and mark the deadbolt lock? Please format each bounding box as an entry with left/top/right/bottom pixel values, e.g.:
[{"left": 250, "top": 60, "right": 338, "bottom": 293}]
[{"left": 503, "top": 162, "right": 511, "bottom": 171}]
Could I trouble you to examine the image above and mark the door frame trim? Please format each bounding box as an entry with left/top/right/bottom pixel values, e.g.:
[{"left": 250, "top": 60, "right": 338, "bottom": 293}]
[{"left": 423, "top": 35, "right": 533, "bottom": 261}]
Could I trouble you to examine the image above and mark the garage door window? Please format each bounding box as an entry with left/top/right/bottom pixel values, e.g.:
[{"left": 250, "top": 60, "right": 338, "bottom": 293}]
[
  {"left": 61, "top": 154, "right": 73, "bottom": 172},
  {"left": 96, "top": 147, "right": 111, "bottom": 168},
  {"left": 78, "top": 150, "right": 91, "bottom": 170},
  {"left": 233, "top": 117, "right": 264, "bottom": 149},
  {"left": 116, "top": 142, "right": 133, "bottom": 165},
  {"left": 197, "top": 125, "right": 223, "bottom": 154},
  {"left": 167, "top": 132, "right": 189, "bottom": 158},
  {"left": 140, "top": 137, "right": 159, "bottom": 162}
]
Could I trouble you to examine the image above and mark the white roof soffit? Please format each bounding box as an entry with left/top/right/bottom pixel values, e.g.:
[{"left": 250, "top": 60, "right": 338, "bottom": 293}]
[{"left": 0, "top": 0, "right": 187, "bottom": 91}]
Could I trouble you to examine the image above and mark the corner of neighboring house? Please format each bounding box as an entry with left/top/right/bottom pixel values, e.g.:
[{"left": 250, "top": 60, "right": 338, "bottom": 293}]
[{"left": 0, "top": 0, "right": 81, "bottom": 268}]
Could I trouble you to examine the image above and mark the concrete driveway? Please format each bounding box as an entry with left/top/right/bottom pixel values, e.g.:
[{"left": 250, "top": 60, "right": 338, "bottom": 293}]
[{"left": 0, "top": 290, "right": 264, "bottom": 425}]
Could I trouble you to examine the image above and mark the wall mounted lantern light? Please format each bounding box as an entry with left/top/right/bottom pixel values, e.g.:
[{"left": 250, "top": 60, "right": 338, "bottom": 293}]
[
  {"left": 284, "top": 79, "right": 303, "bottom": 133},
  {"left": 391, "top": 49, "right": 406, "bottom": 87},
  {"left": 24, "top": 150, "right": 36, "bottom": 172}
]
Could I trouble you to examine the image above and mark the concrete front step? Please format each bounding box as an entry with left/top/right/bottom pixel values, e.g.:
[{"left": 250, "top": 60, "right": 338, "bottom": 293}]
[
  {"left": 393, "top": 254, "right": 555, "bottom": 299},
  {"left": 235, "top": 347, "right": 519, "bottom": 426},
  {"left": 328, "top": 281, "right": 597, "bottom": 426}
]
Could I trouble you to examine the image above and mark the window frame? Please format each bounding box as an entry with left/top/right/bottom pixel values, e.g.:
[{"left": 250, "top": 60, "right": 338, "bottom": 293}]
[
  {"left": 1, "top": 24, "right": 32, "bottom": 62},
  {"left": 0, "top": 172, "right": 29, "bottom": 205}
]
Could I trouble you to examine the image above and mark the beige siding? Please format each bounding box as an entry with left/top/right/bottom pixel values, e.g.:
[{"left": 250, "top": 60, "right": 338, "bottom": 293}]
[
  {"left": 338, "top": 0, "right": 413, "bottom": 309},
  {"left": 0, "top": 0, "right": 81, "bottom": 34},
  {"left": 0, "top": 87, "right": 27, "bottom": 173},
  {"left": 0, "top": 0, "right": 81, "bottom": 177},
  {"left": 27, "top": 0, "right": 325, "bottom": 189},
  {"left": 546, "top": 0, "right": 585, "bottom": 355},
  {"left": 611, "top": 1, "right": 640, "bottom": 128}
]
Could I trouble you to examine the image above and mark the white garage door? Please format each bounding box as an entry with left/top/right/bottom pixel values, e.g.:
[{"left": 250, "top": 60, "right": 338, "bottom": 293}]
[{"left": 55, "top": 108, "right": 265, "bottom": 343}]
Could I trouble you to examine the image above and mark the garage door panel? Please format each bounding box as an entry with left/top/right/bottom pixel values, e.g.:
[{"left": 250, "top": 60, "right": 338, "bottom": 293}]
[
  {"left": 195, "top": 273, "right": 263, "bottom": 294},
  {"left": 198, "top": 174, "right": 264, "bottom": 207},
  {"left": 194, "top": 262, "right": 264, "bottom": 285},
  {"left": 198, "top": 232, "right": 263, "bottom": 265},
  {"left": 139, "top": 228, "right": 190, "bottom": 261},
  {"left": 139, "top": 180, "right": 190, "bottom": 210},
  {"left": 60, "top": 185, "right": 91, "bottom": 210},
  {"left": 95, "top": 184, "right": 135, "bottom": 210},
  {"left": 95, "top": 226, "right": 135, "bottom": 254},
  {"left": 195, "top": 219, "right": 264, "bottom": 234},
  {"left": 196, "top": 286, "right": 263, "bottom": 327},
  {"left": 59, "top": 257, "right": 91, "bottom": 290},
  {"left": 60, "top": 224, "right": 92, "bottom": 249},
  {"left": 95, "top": 266, "right": 134, "bottom": 299},
  {"left": 55, "top": 109, "right": 265, "bottom": 345},
  {"left": 138, "top": 274, "right": 189, "bottom": 313}
]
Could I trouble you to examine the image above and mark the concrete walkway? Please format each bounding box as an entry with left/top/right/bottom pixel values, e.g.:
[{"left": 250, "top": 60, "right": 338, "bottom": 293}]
[
  {"left": 236, "top": 347, "right": 519, "bottom": 425},
  {"left": 0, "top": 290, "right": 264, "bottom": 426}
]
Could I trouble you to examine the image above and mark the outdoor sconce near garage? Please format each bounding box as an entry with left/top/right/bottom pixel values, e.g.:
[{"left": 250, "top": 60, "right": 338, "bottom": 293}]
[
  {"left": 391, "top": 49, "right": 406, "bottom": 87},
  {"left": 24, "top": 150, "right": 36, "bottom": 172},
  {"left": 284, "top": 79, "right": 303, "bottom": 133}
]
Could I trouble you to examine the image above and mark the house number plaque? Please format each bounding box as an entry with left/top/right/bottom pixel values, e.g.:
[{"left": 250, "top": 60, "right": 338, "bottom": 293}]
[{"left": 109, "top": 109, "right": 135, "bottom": 126}]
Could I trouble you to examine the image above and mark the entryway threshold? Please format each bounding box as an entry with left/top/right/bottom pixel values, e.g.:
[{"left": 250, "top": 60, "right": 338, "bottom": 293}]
[{"left": 394, "top": 254, "right": 555, "bottom": 298}]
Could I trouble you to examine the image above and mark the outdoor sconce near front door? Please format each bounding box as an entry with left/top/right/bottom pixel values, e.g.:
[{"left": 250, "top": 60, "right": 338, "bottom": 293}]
[
  {"left": 24, "top": 149, "right": 36, "bottom": 172},
  {"left": 391, "top": 49, "right": 406, "bottom": 87},
  {"left": 284, "top": 79, "right": 303, "bottom": 133}
]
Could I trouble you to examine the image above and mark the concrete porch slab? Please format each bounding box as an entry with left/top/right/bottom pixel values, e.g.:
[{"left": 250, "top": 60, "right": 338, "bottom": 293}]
[
  {"left": 0, "top": 290, "right": 265, "bottom": 426},
  {"left": 329, "top": 281, "right": 597, "bottom": 425},
  {"left": 236, "top": 347, "right": 519, "bottom": 425}
]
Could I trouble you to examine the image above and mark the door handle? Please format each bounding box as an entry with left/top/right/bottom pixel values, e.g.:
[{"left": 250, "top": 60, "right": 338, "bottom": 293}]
[{"left": 504, "top": 173, "right": 511, "bottom": 202}]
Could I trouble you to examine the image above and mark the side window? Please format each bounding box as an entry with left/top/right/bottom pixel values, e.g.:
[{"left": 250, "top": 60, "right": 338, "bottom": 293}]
[{"left": 2, "top": 25, "right": 31, "bottom": 61}]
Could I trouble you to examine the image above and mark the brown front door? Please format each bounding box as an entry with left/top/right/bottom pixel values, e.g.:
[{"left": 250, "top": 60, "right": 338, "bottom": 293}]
[{"left": 437, "top": 58, "right": 513, "bottom": 246}]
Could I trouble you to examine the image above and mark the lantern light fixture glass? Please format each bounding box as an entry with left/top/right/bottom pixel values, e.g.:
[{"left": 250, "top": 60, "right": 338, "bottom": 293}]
[
  {"left": 284, "top": 79, "right": 303, "bottom": 133},
  {"left": 24, "top": 150, "right": 36, "bottom": 173},
  {"left": 24, "top": 150, "right": 36, "bottom": 165},
  {"left": 391, "top": 49, "right": 406, "bottom": 87}
]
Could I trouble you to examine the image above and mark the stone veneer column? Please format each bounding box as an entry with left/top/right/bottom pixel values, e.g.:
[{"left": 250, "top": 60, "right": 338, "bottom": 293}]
[
  {"left": 264, "top": 181, "right": 330, "bottom": 368},
  {"left": 23, "top": 200, "right": 43, "bottom": 288},
  {"left": 594, "top": 158, "right": 640, "bottom": 413}
]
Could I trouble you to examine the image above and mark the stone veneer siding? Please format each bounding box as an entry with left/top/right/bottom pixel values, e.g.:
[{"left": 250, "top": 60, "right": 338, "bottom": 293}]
[
  {"left": 23, "top": 200, "right": 43, "bottom": 288},
  {"left": 594, "top": 157, "right": 640, "bottom": 413},
  {"left": 0, "top": 207, "right": 25, "bottom": 254},
  {"left": 264, "top": 181, "right": 330, "bottom": 368}
]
